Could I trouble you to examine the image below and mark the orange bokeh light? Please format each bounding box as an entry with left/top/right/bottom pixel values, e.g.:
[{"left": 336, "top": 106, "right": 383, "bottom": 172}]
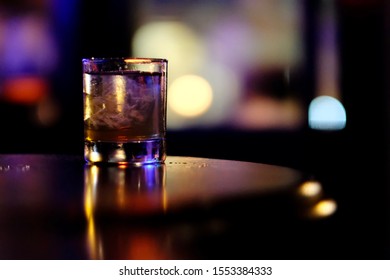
[{"left": 2, "top": 76, "right": 48, "bottom": 104}]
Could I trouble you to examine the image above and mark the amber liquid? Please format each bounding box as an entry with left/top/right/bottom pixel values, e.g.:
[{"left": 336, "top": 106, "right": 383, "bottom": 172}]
[{"left": 83, "top": 71, "right": 166, "bottom": 164}]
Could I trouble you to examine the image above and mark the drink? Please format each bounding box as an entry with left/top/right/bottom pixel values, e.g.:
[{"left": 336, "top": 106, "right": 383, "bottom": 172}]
[{"left": 83, "top": 58, "right": 167, "bottom": 165}]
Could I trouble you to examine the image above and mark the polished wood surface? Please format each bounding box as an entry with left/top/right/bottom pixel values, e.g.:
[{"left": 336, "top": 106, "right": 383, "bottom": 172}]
[
  {"left": 0, "top": 154, "right": 337, "bottom": 259},
  {"left": 0, "top": 155, "right": 302, "bottom": 213},
  {"left": 0, "top": 154, "right": 310, "bottom": 259}
]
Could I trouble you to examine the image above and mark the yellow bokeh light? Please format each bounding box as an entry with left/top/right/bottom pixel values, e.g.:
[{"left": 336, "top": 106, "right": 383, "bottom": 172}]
[
  {"left": 298, "top": 180, "right": 322, "bottom": 198},
  {"left": 312, "top": 199, "right": 337, "bottom": 218},
  {"left": 168, "top": 75, "right": 213, "bottom": 117}
]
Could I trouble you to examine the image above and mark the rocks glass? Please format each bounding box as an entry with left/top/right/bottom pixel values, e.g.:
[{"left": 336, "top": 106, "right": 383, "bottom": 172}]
[{"left": 83, "top": 58, "right": 167, "bottom": 165}]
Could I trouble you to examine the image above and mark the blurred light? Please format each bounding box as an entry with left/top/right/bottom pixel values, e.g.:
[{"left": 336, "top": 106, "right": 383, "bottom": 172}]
[
  {"left": 2, "top": 76, "right": 47, "bottom": 104},
  {"left": 89, "top": 151, "right": 102, "bottom": 163},
  {"left": 132, "top": 1, "right": 303, "bottom": 129},
  {"left": 298, "top": 180, "right": 322, "bottom": 198},
  {"left": 1, "top": 15, "right": 58, "bottom": 75},
  {"left": 208, "top": 1, "right": 302, "bottom": 69},
  {"left": 113, "top": 149, "right": 126, "bottom": 163},
  {"left": 168, "top": 75, "right": 213, "bottom": 117},
  {"left": 126, "top": 233, "right": 166, "bottom": 260},
  {"left": 311, "top": 199, "right": 337, "bottom": 218},
  {"left": 36, "top": 98, "right": 60, "bottom": 126},
  {"left": 132, "top": 21, "right": 204, "bottom": 80},
  {"left": 84, "top": 165, "right": 102, "bottom": 260},
  {"left": 166, "top": 63, "right": 241, "bottom": 129},
  {"left": 124, "top": 58, "right": 153, "bottom": 63},
  {"left": 308, "top": 95, "right": 346, "bottom": 130}
]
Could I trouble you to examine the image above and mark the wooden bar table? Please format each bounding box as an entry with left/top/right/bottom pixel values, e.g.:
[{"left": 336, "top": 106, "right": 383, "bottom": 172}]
[{"left": 0, "top": 154, "right": 337, "bottom": 260}]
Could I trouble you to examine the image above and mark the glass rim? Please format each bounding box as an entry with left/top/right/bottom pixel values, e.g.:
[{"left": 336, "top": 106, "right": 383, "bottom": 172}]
[{"left": 82, "top": 57, "right": 168, "bottom": 64}]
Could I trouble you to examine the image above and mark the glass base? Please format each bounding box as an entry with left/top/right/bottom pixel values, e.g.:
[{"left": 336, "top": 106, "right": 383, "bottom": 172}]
[{"left": 84, "top": 138, "right": 166, "bottom": 165}]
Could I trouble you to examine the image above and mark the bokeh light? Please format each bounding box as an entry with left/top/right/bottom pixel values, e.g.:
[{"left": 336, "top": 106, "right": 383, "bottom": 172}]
[
  {"left": 132, "top": 21, "right": 204, "bottom": 80},
  {"left": 131, "top": 1, "right": 303, "bottom": 129},
  {"left": 298, "top": 180, "right": 322, "bottom": 198},
  {"left": 308, "top": 95, "right": 347, "bottom": 130},
  {"left": 168, "top": 75, "right": 213, "bottom": 118},
  {"left": 311, "top": 199, "right": 337, "bottom": 218}
]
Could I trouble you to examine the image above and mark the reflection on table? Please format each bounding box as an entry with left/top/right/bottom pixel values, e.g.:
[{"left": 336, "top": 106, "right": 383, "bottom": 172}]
[{"left": 0, "top": 154, "right": 339, "bottom": 259}]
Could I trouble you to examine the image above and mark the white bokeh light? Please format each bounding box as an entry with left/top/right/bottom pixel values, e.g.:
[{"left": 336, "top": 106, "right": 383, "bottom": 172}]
[
  {"left": 308, "top": 95, "right": 346, "bottom": 130},
  {"left": 132, "top": 21, "right": 204, "bottom": 80}
]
